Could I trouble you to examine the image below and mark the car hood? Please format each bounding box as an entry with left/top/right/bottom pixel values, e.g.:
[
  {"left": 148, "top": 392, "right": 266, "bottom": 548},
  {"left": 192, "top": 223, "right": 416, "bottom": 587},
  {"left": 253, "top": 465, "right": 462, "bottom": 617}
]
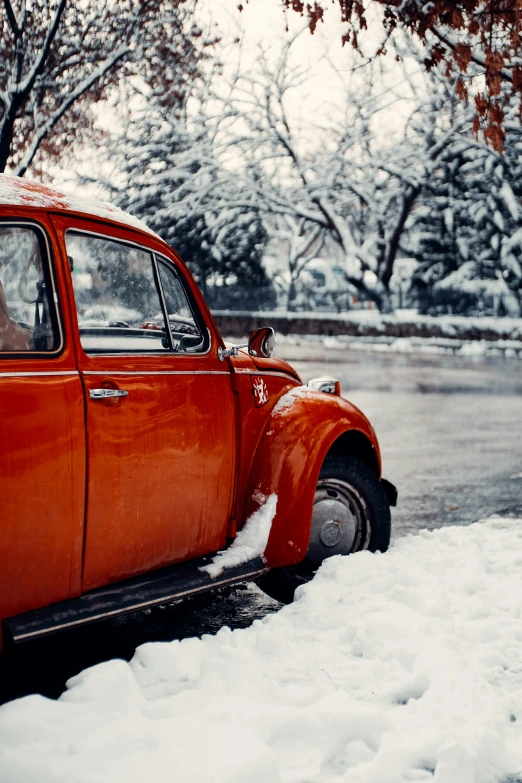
[{"left": 230, "top": 347, "right": 301, "bottom": 382}]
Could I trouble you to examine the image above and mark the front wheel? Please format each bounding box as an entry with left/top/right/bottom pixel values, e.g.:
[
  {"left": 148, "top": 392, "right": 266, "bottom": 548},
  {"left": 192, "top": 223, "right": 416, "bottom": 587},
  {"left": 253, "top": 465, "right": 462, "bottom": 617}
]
[{"left": 259, "top": 455, "right": 391, "bottom": 604}]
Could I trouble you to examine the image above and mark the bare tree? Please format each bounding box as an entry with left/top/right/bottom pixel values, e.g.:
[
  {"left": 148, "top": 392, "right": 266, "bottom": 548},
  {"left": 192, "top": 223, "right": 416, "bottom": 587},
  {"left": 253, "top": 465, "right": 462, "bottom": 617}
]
[
  {"left": 209, "top": 36, "right": 472, "bottom": 310},
  {"left": 98, "top": 31, "right": 486, "bottom": 313},
  {"left": 266, "top": 216, "right": 325, "bottom": 309},
  {"left": 0, "top": 0, "right": 201, "bottom": 175}
]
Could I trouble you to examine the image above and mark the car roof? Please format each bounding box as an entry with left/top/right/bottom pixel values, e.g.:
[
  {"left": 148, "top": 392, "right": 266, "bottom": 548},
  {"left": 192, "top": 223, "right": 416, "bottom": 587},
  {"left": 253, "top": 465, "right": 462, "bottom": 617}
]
[{"left": 0, "top": 174, "right": 157, "bottom": 238}]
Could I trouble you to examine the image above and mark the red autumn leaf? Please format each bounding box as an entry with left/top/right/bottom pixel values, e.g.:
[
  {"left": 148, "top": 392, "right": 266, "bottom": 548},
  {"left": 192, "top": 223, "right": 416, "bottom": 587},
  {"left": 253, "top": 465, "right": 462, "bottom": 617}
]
[{"left": 283, "top": 0, "right": 522, "bottom": 146}]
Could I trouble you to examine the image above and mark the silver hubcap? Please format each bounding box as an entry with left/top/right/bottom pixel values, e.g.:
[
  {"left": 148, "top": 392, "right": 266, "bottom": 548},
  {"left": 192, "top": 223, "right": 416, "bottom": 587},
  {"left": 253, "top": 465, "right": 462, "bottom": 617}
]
[{"left": 307, "top": 478, "right": 370, "bottom": 566}]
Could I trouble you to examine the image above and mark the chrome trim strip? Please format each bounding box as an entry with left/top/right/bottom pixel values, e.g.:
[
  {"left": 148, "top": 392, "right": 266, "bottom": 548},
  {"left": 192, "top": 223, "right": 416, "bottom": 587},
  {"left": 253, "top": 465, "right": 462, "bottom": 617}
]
[
  {"left": 0, "top": 370, "right": 78, "bottom": 378},
  {"left": 154, "top": 253, "right": 212, "bottom": 357},
  {"left": 12, "top": 567, "right": 268, "bottom": 640},
  {"left": 81, "top": 370, "right": 296, "bottom": 381},
  {"left": 83, "top": 370, "right": 230, "bottom": 376},
  {"left": 0, "top": 368, "right": 295, "bottom": 381},
  {"left": 151, "top": 251, "right": 175, "bottom": 351},
  {"left": 233, "top": 370, "right": 299, "bottom": 380},
  {"left": 65, "top": 226, "right": 159, "bottom": 254}
]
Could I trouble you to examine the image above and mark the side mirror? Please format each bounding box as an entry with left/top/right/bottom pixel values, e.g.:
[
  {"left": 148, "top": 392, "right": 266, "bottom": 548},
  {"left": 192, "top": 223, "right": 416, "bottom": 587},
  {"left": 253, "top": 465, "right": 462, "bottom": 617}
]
[{"left": 248, "top": 327, "right": 275, "bottom": 358}]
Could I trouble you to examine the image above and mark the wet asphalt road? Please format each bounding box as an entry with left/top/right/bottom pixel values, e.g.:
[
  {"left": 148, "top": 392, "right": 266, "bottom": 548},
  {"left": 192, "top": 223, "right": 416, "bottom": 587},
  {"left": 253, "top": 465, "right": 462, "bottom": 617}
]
[
  {"left": 1, "top": 347, "right": 521, "bottom": 705},
  {"left": 283, "top": 343, "right": 522, "bottom": 536}
]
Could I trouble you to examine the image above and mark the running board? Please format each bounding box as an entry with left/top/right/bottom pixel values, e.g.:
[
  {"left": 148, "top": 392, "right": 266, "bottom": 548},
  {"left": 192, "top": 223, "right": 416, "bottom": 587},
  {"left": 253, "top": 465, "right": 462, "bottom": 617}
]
[{"left": 3, "top": 556, "right": 268, "bottom": 645}]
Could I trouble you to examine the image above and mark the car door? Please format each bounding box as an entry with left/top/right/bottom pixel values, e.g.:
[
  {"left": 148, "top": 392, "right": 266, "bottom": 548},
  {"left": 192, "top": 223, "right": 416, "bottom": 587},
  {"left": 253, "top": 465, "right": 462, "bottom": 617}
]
[
  {"left": 54, "top": 218, "right": 237, "bottom": 591},
  {"left": 0, "top": 217, "right": 86, "bottom": 620}
]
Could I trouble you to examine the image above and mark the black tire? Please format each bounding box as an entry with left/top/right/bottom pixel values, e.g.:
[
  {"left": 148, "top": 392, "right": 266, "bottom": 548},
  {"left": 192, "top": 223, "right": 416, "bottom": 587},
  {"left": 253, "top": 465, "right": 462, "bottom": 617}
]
[{"left": 259, "top": 455, "right": 391, "bottom": 604}]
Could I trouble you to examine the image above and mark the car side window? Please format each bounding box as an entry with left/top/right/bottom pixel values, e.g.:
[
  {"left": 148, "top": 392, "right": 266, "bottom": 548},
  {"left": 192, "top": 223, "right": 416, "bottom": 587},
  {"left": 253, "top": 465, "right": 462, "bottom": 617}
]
[
  {"left": 0, "top": 225, "right": 60, "bottom": 355},
  {"left": 157, "top": 258, "right": 207, "bottom": 353},
  {"left": 66, "top": 232, "right": 206, "bottom": 354}
]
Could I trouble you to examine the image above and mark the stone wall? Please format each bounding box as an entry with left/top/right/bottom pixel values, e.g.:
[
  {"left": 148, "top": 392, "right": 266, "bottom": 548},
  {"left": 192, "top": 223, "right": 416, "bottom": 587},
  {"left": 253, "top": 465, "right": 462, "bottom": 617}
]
[{"left": 211, "top": 311, "right": 522, "bottom": 343}]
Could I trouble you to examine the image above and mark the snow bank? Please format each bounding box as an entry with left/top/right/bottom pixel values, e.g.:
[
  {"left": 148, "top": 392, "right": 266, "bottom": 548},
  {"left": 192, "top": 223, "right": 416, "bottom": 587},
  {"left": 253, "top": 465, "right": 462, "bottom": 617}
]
[
  {"left": 2, "top": 518, "right": 522, "bottom": 782},
  {"left": 201, "top": 494, "right": 277, "bottom": 578}
]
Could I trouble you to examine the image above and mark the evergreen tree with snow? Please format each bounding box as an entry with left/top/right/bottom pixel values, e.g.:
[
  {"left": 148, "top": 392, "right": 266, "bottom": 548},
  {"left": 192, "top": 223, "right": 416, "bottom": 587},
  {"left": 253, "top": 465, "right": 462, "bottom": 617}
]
[
  {"left": 112, "top": 87, "right": 274, "bottom": 311},
  {"left": 410, "top": 99, "right": 522, "bottom": 316}
]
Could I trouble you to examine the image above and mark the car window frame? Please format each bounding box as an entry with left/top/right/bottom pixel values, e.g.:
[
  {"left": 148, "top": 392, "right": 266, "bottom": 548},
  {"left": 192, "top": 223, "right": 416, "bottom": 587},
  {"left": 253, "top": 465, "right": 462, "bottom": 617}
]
[
  {"left": 0, "top": 218, "right": 64, "bottom": 360},
  {"left": 65, "top": 228, "right": 211, "bottom": 357},
  {"left": 154, "top": 252, "right": 210, "bottom": 355}
]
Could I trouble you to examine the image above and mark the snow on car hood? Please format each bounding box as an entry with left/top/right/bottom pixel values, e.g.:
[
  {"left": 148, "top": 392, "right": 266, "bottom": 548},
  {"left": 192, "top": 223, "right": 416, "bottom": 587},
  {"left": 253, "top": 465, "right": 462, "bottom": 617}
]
[
  {"left": 272, "top": 384, "right": 312, "bottom": 414},
  {"left": 0, "top": 174, "right": 157, "bottom": 236},
  {"left": 2, "top": 517, "right": 522, "bottom": 782}
]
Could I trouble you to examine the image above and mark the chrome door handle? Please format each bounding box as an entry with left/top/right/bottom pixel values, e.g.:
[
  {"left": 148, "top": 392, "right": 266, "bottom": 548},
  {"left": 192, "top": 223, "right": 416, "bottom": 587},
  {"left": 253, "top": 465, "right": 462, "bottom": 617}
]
[{"left": 89, "top": 388, "right": 128, "bottom": 400}]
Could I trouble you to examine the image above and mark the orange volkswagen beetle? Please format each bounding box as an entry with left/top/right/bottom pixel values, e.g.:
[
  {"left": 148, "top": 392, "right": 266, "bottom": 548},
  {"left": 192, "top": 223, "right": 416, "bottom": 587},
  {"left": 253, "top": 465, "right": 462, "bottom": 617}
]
[{"left": 0, "top": 175, "right": 396, "bottom": 651}]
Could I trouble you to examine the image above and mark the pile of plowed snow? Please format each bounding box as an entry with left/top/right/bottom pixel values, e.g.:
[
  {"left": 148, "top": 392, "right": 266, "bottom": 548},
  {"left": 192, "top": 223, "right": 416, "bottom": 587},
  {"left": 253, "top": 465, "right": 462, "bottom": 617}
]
[{"left": 2, "top": 518, "right": 522, "bottom": 783}]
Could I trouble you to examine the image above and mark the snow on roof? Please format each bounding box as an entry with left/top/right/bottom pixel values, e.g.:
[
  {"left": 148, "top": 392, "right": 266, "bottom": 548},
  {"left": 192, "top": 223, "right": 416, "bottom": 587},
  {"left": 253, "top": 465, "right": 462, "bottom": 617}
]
[{"left": 0, "top": 174, "right": 157, "bottom": 237}]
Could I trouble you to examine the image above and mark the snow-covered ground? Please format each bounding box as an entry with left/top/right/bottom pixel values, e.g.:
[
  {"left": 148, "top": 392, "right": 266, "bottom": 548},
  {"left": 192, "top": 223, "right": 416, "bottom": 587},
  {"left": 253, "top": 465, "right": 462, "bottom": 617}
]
[{"left": 2, "top": 518, "right": 522, "bottom": 783}]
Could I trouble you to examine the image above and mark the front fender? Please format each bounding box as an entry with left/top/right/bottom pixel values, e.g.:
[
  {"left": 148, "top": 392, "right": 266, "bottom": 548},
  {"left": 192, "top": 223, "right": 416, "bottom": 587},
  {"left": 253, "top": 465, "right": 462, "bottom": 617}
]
[{"left": 243, "top": 387, "right": 382, "bottom": 568}]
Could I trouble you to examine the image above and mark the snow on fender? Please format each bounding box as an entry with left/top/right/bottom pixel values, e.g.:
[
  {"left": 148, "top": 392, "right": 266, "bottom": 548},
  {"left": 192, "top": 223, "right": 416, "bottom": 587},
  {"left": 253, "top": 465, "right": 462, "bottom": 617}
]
[
  {"left": 201, "top": 495, "right": 278, "bottom": 578},
  {"left": 242, "top": 385, "right": 382, "bottom": 569}
]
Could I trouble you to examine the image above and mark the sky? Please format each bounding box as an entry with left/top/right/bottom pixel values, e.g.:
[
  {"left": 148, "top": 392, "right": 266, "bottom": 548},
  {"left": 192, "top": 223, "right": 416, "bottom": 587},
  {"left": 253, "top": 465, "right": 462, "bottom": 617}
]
[
  {"left": 54, "top": 0, "right": 422, "bottom": 199},
  {"left": 196, "top": 0, "right": 421, "bottom": 129}
]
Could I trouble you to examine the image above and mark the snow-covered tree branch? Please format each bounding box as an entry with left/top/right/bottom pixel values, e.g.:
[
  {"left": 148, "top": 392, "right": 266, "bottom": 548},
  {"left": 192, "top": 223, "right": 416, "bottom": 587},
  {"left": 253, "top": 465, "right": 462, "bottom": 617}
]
[
  {"left": 95, "top": 28, "right": 522, "bottom": 315},
  {"left": 204, "top": 36, "right": 472, "bottom": 310}
]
